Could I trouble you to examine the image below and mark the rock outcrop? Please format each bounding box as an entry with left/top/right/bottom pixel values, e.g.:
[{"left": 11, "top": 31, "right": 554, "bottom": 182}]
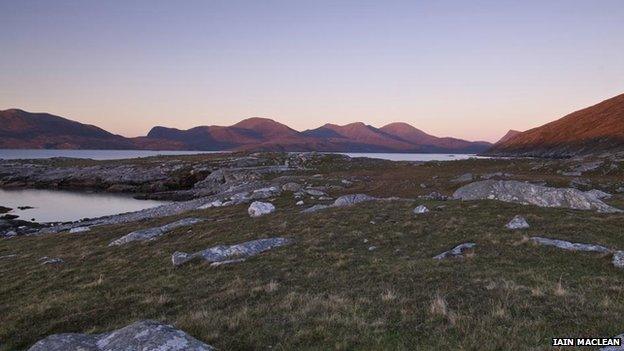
[
  {"left": 172, "top": 237, "right": 291, "bottom": 266},
  {"left": 108, "top": 218, "right": 204, "bottom": 246},
  {"left": 453, "top": 180, "right": 621, "bottom": 213},
  {"left": 27, "top": 320, "right": 214, "bottom": 351}
]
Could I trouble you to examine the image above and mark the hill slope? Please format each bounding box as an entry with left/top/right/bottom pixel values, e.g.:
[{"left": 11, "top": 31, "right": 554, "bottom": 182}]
[
  {"left": 0, "top": 109, "right": 135, "bottom": 149},
  {"left": 485, "top": 93, "right": 624, "bottom": 157}
]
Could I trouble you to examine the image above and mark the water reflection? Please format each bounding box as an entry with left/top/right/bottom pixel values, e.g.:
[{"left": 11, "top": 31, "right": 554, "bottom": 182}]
[{"left": 0, "top": 188, "right": 167, "bottom": 223}]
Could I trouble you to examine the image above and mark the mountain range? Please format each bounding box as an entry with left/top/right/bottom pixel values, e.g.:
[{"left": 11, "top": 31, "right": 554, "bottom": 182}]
[
  {"left": 0, "top": 109, "right": 491, "bottom": 153},
  {"left": 486, "top": 92, "right": 624, "bottom": 157},
  {"left": 3, "top": 92, "right": 623, "bottom": 156}
]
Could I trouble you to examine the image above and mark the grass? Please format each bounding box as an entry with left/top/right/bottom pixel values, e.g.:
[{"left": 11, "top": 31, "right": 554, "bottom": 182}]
[{"left": 1, "top": 155, "right": 624, "bottom": 350}]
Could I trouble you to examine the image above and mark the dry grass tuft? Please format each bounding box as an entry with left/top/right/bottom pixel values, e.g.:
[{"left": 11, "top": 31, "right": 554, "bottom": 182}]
[
  {"left": 554, "top": 279, "right": 567, "bottom": 297},
  {"left": 530, "top": 287, "right": 544, "bottom": 297},
  {"left": 381, "top": 289, "right": 397, "bottom": 302},
  {"left": 429, "top": 293, "right": 457, "bottom": 325}
]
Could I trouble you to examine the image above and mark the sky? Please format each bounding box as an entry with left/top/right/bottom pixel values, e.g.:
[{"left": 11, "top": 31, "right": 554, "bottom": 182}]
[{"left": 1, "top": 0, "right": 623, "bottom": 142}]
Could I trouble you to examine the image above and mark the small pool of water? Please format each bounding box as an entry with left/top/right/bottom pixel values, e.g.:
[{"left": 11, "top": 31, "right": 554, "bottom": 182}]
[{"left": 0, "top": 188, "right": 168, "bottom": 223}]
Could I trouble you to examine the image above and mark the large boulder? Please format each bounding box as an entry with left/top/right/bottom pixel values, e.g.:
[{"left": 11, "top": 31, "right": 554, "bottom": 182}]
[
  {"left": 172, "top": 237, "right": 292, "bottom": 266},
  {"left": 109, "top": 218, "right": 204, "bottom": 246},
  {"left": 248, "top": 201, "right": 275, "bottom": 217},
  {"left": 28, "top": 320, "right": 214, "bottom": 351},
  {"left": 453, "top": 180, "right": 621, "bottom": 213}
]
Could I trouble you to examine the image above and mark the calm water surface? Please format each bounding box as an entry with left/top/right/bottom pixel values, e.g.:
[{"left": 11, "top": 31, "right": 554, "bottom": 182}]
[
  {"left": 338, "top": 152, "right": 484, "bottom": 161},
  {"left": 0, "top": 149, "right": 483, "bottom": 162},
  {"left": 0, "top": 149, "right": 224, "bottom": 160},
  {"left": 0, "top": 188, "right": 167, "bottom": 223}
]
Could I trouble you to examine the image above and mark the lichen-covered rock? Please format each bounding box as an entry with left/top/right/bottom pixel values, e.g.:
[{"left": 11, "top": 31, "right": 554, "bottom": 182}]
[
  {"left": 453, "top": 180, "right": 621, "bottom": 213},
  {"left": 248, "top": 201, "right": 275, "bottom": 217},
  {"left": 333, "top": 194, "right": 376, "bottom": 207},
  {"left": 505, "top": 215, "right": 529, "bottom": 230},
  {"left": 109, "top": 218, "right": 204, "bottom": 246},
  {"left": 530, "top": 237, "right": 611, "bottom": 253},
  {"left": 172, "top": 237, "right": 291, "bottom": 266},
  {"left": 613, "top": 251, "right": 624, "bottom": 269},
  {"left": 413, "top": 205, "right": 429, "bottom": 214},
  {"left": 433, "top": 243, "right": 476, "bottom": 260},
  {"left": 27, "top": 320, "right": 214, "bottom": 351}
]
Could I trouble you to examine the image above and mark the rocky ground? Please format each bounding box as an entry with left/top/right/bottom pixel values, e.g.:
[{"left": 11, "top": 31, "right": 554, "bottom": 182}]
[{"left": 1, "top": 151, "right": 624, "bottom": 350}]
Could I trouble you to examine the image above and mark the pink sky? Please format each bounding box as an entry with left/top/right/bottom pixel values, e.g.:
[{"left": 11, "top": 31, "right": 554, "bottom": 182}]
[{"left": 1, "top": 1, "right": 623, "bottom": 142}]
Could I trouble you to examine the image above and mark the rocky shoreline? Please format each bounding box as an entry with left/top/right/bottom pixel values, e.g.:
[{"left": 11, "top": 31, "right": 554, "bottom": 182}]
[
  {"left": 1, "top": 151, "right": 623, "bottom": 238},
  {"left": 2, "top": 151, "right": 624, "bottom": 350}
]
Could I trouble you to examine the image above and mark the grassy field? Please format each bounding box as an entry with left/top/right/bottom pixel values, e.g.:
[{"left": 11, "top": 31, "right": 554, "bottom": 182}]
[{"left": 1, "top": 156, "right": 623, "bottom": 350}]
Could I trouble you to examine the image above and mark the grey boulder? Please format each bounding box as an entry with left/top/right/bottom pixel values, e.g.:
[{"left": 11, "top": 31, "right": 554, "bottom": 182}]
[
  {"left": 333, "top": 194, "right": 376, "bottom": 207},
  {"left": 248, "top": 201, "right": 276, "bottom": 217},
  {"left": 453, "top": 180, "right": 621, "bottom": 213},
  {"left": 433, "top": 243, "right": 476, "bottom": 260},
  {"left": 530, "top": 236, "right": 611, "bottom": 253},
  {"left": 505, "top": 215, "right": 530, "bottom": 230},
  {"left": 172, "top": 237, "right": 291, "bottom": 266},
  {"left": 27, "top": 320, "right": 214, "bottom": 351},
  {"left": 109, "top": 218, "right": 204, "bottom": 246},
  {"left": 413, "top": 205, "right": 429, "bottom": 214}
]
